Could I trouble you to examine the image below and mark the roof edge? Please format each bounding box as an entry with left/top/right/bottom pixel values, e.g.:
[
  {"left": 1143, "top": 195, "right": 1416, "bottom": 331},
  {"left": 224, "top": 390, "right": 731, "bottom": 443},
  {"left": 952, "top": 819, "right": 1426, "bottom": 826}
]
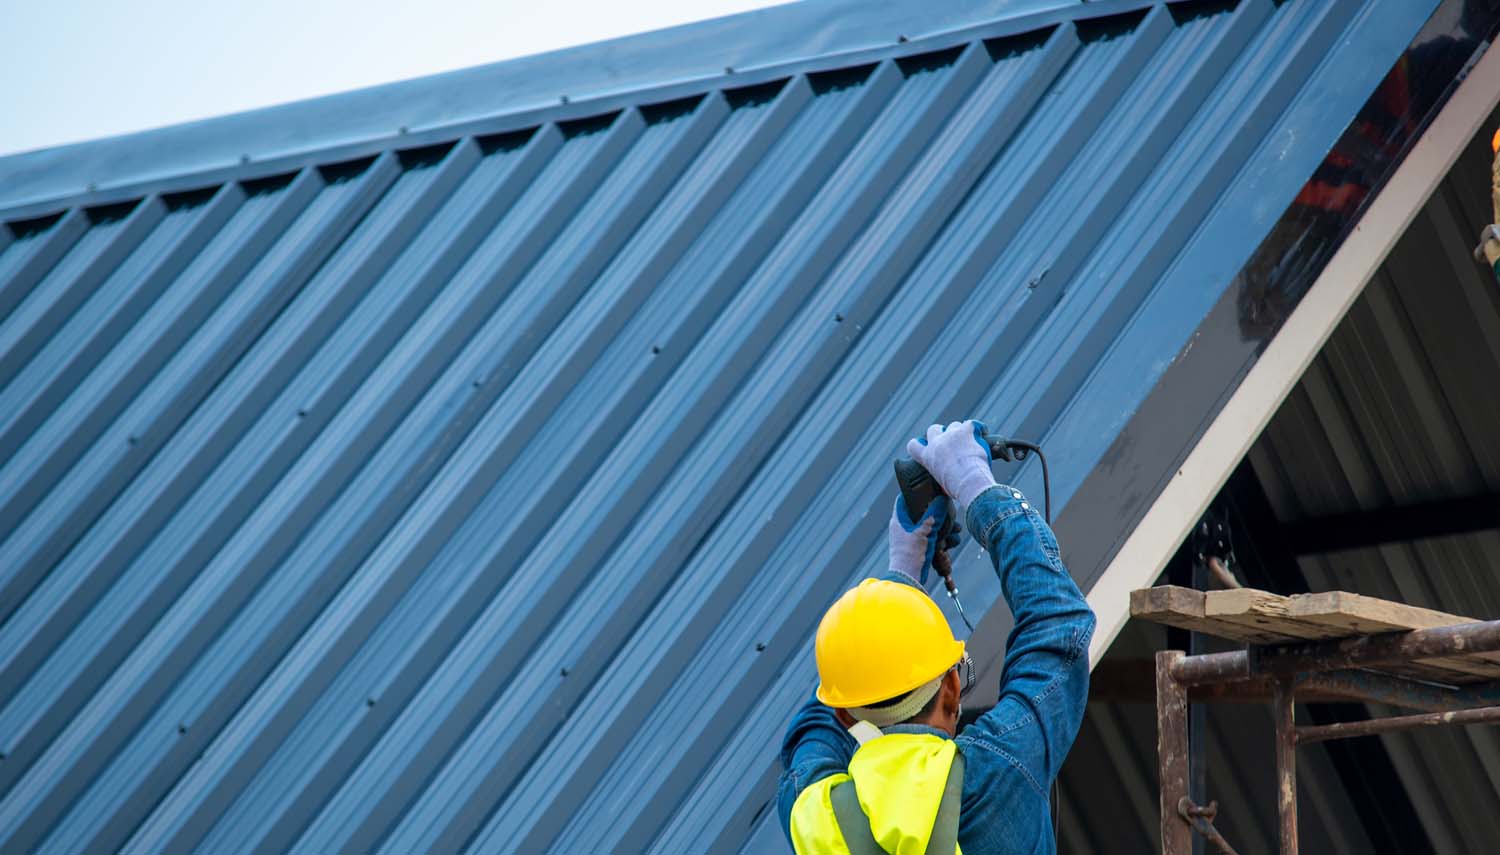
[
  {"left": 1072, "top": 4, "right": 1494, "bottom": 665},
  {"left": 0, "top": 0, "right": 1141, "bottom": 220}
]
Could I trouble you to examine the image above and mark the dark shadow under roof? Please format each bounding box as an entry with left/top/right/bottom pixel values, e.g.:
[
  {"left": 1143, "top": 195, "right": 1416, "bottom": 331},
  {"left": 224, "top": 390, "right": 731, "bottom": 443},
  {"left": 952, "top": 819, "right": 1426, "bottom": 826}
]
[{"left": 1057, "top": 105, "right": 1500, "bottom": 855}]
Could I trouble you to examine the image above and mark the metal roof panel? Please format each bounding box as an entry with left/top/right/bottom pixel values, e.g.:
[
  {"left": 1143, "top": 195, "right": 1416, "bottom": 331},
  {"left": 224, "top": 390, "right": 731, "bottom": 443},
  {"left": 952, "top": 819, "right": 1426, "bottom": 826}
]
[{"left": 0, "top": 0, "right": 1459, "bottom": 851}]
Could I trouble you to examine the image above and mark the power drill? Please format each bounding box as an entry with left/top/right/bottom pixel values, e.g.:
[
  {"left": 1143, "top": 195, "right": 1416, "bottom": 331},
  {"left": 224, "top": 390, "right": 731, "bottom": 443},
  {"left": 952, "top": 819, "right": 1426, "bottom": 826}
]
[{"left": 893, "top": 434, "right": 1049, "bottom": 630}]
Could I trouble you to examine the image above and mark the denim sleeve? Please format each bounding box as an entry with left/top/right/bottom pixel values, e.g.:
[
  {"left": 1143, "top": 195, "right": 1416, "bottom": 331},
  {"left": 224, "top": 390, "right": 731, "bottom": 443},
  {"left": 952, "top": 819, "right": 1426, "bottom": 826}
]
[
  {"left": 957, "top": 484, "right": 1095, "bottom": 798},
  {"left": 776, "top": 693, "right": 856, "bottom": 843}
]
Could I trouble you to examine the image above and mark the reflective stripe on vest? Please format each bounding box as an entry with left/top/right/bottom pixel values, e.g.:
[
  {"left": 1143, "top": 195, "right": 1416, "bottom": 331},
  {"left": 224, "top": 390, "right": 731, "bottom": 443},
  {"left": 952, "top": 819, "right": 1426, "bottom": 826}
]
[{"left": 790, "top": 733, "right": 965, "bottom": 855}]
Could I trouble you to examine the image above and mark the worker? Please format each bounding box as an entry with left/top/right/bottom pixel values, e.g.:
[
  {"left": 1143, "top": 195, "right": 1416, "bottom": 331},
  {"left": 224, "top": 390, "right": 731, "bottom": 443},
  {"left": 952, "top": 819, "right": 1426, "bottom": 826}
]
[
  {"left": 1477, "top": 127, "right": 1500, "bottom": 277},
  {"left": 778, "top": 420, "right": 1095, "bottom": 854}
]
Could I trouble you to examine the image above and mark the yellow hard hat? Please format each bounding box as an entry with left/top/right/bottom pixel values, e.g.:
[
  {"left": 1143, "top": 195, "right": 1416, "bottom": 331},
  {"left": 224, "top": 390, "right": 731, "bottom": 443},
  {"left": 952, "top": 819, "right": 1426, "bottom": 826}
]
[{"left": 814, "top": 578, "right": 966, "bottom": 708}]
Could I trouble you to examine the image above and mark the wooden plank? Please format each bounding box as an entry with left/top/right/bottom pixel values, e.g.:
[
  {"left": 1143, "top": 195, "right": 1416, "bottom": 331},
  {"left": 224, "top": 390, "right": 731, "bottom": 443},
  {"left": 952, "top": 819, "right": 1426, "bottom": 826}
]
[
  {"left": 1131, "top": 586, "right": 1288, "bottom": 644},
  {"left": 1130, "top": 586, "right": 1499, "bottom": 683},
  {"left": 1131, "top": 586, "right": 1205, "bottom": 625},
  {"left": 1288, "top": 592, "right": 1500, "bottom": 681},
  {"left": 1202, "top": 589, "right": 1500, "bottom": 682},
  {"left": 1286, "top": 591, "right": 1474, "bottom": 633},
  {"left": 1203, "top": 589, "right": 1327, "bottom": 638}
]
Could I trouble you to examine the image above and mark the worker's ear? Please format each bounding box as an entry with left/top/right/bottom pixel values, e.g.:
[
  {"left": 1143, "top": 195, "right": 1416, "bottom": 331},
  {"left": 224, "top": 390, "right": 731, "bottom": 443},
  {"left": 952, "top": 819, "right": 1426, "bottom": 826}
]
[
  {"left": 941, "top": 669, "right": 962, "bottom": 720},
  {"left": 833, "top": 707, "right": 856, "bottom": 728}
]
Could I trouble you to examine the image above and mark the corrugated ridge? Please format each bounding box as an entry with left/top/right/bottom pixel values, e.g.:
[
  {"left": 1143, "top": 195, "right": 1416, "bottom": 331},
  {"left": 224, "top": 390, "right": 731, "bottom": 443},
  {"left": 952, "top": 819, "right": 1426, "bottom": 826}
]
[{"left": 307, "top": 72, "right": 889, "bottom": 855}]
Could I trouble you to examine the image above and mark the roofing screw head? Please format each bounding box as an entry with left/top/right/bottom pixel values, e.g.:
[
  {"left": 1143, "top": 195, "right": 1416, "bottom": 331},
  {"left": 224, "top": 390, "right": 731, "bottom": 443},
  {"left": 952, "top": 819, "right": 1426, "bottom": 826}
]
[
  {"left": 127, "top": 435, "right": 138, "bottom": 447},
  {"left": 177, "top": 724, "right": 187, "bottom": 734},
  {"left": 651, "top": 345, "right": 661, "bottom": 355},
  {"left": 398, "top": 125, "right": 409, "bottom": 135},
  {"left": 296, "top": 408, "right": 307, "bottom": 419},
  {"left": 560, "top": 95, "right": 570, "bottom": 104},
  {"left": 834, "top": 314, "right": 844, "bottom": 323},
  {"left": 367, "top": 697, "right": 376, "bottom": 707},
  {"left": 755, "top": 642, "right": 767, "bottom": 652},
  {"left": 898, "top": 34, "right": 908, "bottom": 43},
  {"left": 725, "top": 66, "right": 734, "bottom": 74},
  {"left": 240, "top": 154, "right": 251, "bottom": 164},
  {"left": 560, "top": 667, "right": 570, "bottom": 677}
]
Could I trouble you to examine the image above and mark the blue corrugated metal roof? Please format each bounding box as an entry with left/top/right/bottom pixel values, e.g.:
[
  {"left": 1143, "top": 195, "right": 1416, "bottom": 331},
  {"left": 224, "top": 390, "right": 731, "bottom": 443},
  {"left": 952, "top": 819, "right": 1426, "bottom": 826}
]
[{"left": 0, "top": 0, "right": 1448, "bottom": 851}]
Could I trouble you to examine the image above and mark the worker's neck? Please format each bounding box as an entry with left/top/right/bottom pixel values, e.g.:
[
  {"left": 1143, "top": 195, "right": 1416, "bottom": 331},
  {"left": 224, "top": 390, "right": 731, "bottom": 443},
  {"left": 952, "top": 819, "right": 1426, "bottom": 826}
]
[{"left": 836, "top": 708, "right": 956, "bottom": 737}]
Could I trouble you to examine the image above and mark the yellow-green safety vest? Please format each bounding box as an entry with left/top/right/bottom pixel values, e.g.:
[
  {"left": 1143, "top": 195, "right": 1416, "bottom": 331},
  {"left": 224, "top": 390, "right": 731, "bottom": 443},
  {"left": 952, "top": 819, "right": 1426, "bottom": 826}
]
[{"left": 789, "top": 732, "right": 965, "bottom": 855}]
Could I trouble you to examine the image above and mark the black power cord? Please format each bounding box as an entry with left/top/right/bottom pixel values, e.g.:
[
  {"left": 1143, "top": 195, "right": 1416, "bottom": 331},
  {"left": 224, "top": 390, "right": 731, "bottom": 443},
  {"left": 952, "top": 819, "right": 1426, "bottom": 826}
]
[
  {"left": 997, "top": 440, "right": 1051, "bottom": 525},
  {"left": 989, "top": 439, "right": 1062, "bottom": 850},
  {"left": 921, "top": 438, "right": 1053, "bottom": 633}
]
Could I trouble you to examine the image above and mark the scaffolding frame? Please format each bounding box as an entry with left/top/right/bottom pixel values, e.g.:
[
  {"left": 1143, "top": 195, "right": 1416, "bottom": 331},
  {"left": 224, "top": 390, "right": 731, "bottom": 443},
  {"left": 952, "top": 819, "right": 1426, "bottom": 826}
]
[{"left": 1154, "top": 618, "right": 1500, "bottom": 854}]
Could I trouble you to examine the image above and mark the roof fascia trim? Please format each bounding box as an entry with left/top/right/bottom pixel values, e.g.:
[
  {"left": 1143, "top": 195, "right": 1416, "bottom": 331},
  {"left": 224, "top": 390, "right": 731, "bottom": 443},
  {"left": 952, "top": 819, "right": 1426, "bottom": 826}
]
[
  {"left": 0, "top": 0, "right": 1160, "bottom": 222},
  {"left": 1084, "top": 33, "right": 1500, "bottom": 666}
]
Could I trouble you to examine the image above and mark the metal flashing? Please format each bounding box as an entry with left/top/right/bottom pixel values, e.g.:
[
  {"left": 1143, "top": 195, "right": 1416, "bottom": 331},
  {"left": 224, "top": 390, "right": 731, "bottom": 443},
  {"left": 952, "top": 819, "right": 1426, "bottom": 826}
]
[{"left": 0, "top": 0, "right": 1107, "bottom": 219}]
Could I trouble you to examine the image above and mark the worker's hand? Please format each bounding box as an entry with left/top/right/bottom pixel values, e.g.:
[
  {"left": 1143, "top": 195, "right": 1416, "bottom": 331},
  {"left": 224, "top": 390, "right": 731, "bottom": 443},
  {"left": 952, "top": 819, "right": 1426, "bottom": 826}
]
[
  {"left": 1480, "top": 224, "right": 1500, "bottom": 267},
  {"left": 906, "top": 420, "right": 998, "bottom": 510},
  {"left": 888, "top": 495, "right": 959, "bottom": 586}
]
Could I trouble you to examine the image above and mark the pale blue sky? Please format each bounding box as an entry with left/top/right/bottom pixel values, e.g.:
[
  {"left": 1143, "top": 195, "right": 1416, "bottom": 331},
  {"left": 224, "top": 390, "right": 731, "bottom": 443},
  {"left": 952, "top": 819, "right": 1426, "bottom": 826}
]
[{"left": 1, "top": 0, "right": 783, "bottom": 157}]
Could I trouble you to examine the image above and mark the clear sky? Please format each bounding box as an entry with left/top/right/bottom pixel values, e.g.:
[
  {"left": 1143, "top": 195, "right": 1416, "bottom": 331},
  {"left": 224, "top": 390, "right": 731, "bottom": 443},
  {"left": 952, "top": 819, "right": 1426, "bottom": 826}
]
[{"left": 0, "top": 0, "right": 784, "bottom": 158}]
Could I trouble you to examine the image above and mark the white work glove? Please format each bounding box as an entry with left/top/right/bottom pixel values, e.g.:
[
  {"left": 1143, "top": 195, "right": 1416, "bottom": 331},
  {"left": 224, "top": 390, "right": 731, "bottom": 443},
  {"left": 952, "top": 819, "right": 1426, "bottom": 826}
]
[
  {"left": 887, "top": 495, "right": 959, "bottom": 586},
  {"left": 905, "top": 420, "right": 998, "bottom": 511}
]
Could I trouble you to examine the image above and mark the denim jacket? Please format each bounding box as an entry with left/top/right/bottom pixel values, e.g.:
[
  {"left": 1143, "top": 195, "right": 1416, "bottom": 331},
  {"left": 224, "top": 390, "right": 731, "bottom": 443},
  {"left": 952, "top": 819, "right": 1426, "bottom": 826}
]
[{"left": 777, "top": 485, "right": 1095, "bottom": 853}]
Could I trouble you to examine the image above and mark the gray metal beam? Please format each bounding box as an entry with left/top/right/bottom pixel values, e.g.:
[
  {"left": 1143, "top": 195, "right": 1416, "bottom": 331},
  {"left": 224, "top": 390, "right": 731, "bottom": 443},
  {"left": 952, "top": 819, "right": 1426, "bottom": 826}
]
[{"left": 1282, "top": 492, "right": 1500, "bottom": 555}]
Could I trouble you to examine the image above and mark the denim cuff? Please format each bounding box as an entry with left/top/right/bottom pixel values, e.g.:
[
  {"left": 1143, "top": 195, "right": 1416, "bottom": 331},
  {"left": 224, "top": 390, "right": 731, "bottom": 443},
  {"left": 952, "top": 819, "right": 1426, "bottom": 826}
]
[{"left": 965, "top": 483, "right": 1032, "bottom": 551}]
